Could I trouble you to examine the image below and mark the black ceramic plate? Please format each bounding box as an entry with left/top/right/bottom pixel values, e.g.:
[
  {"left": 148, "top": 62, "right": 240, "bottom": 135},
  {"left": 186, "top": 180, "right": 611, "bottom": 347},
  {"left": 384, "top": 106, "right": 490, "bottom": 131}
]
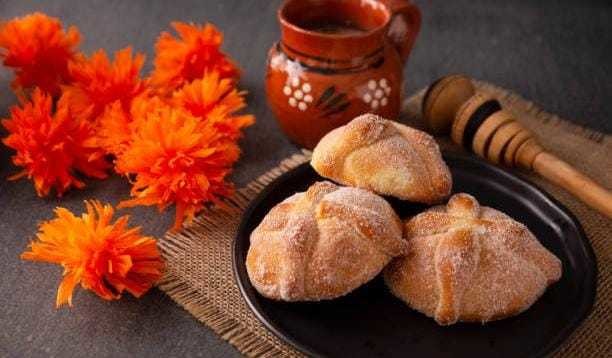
[{"left": 232, "top": 152, "right": 597, "bottom": 358}]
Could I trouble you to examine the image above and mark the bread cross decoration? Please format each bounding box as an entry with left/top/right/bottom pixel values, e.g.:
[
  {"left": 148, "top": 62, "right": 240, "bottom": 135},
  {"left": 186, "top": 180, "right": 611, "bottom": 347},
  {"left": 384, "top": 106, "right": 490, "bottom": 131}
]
[{"left": 422, "top": 74, "right": 612, "bottom": 218}]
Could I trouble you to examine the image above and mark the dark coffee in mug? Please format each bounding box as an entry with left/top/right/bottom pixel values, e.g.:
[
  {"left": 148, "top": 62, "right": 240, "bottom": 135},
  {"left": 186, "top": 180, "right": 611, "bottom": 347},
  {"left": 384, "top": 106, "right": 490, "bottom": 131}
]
[{"left": 300, "top": 19, "right": 367, "bottom": 36}]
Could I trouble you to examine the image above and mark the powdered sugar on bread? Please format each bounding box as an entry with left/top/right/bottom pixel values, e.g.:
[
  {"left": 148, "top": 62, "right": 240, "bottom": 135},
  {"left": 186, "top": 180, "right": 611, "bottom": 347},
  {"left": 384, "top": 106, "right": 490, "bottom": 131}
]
[
  {"left": 247, "top": 181, "right": 407, "bottom": 301},
  {"left": 311, "top": 113, "right": 452, "bottom": 204},
  {"left": 384, "top": 193, "right": 562, "bottom": 325}
]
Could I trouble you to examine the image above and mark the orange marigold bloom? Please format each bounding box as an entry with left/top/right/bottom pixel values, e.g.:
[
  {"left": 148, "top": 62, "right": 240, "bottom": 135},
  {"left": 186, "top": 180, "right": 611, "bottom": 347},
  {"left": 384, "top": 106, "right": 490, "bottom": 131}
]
[
  {"left": 96, "top": 100, "right": 131, "bottom": 156},
  {"left": 2, "top": 88, "right": 109, "bottom": 197},
  {"left": 0, "top": 12, "right": 81, "bottom": 96},
  {"left": 172, "top": 71, "right": 254, "bottom": 140},
  {"left": 151, "top": 22, "right": 239, "bottom": 93},
  {"left": 21, "top": 200, "right": 164, "bottom": 307},
  {"left": 96, "top": 94, "right": 167, "bottom": 156},
  {"left": 61, "top": 47, "right": 146, "bottom": 122},
  {"left": 115, "top": 102, "right": 241, "bottom": 230}
]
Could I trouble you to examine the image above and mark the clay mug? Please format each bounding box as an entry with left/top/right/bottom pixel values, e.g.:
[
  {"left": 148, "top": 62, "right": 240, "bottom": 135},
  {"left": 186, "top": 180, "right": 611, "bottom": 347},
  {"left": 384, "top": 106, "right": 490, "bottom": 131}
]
[{"left": 266, "top": 0, "right": 421, "bottom": 149}]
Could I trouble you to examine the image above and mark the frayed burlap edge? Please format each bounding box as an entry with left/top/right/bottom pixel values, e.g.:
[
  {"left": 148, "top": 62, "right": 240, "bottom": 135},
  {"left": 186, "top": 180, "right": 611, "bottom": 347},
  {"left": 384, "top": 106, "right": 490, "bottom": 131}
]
[
  {"left": 158, "top": 81, "right": 610, "bottom": 357},
  {"left": 157, "top": 151, "right": 312, "bottom": 358}
]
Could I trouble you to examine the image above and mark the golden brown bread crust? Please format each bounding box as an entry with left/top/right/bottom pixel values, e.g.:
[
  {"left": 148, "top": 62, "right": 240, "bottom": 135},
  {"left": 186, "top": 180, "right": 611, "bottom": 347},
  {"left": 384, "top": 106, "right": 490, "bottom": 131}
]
[
  {"left": 246, "top": 181, "right": 407, "bottom": 301},
  {"left": 311, "top": 113, "right": 452, "bottom": 204},
  {"left": 384, "top": 193, "right": 562, "bottom": 325}
]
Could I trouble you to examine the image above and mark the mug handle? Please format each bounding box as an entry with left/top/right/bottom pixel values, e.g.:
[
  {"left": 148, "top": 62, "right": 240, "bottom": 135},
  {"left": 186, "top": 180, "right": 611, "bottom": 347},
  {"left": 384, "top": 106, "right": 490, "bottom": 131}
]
[{"left": 383, "top": 0, "right": 421, "bottom": 65}]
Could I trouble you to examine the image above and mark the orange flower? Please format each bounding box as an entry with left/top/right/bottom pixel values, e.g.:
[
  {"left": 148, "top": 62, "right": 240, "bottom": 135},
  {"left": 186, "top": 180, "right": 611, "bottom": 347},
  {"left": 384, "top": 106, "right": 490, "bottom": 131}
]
[
  {"left": 115, "top": 102, "right": 240, "bottom": 230},
  {"left": 151, "top": 22, "right": 239, "bottom": 93},
  {"left": 0, "top": 12, "right": 81, "bottom": 96},
  {"left": 2, "top": 88, "right": 109, "bottom": 197},
  {"left": 61, "top": 47, "right": 146, "bottom": 122},
  {"left": 21, "top": 200, "right": 164, "bottom": 307},
  {"left": 172, "top": 71, "right": 254, "bottom": 140},
  {"left": 96, "top": 94, "right": 167, "bottom": 156},
  {"left": 96, "top": 100, "right": 131, "bottom": 156}
]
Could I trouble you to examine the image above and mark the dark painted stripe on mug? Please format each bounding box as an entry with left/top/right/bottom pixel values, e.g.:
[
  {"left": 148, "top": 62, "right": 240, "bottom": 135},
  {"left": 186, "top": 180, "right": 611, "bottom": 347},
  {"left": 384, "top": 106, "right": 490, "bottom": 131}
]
[
  {"left": 276, "top": 43, "right": 384, "bottom": 75},
  {"left": 323, "top": 101, "right": 351, "bottom": 117},
  {"left": 463, "top": 99, "right": 502, "bottom": 150},
  {"left": 316, "top": 86, "right": 336, "bottom": 107},
  {"left": 281, "top": 42, "right": 383, "bottom": 65},
  {"left": 323, "top": 93, "right": 348, "bottom": 111}
]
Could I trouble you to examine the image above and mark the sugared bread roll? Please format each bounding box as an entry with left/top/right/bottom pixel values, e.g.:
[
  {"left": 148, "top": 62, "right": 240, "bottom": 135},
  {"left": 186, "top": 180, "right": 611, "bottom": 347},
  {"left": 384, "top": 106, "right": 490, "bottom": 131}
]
[
  {"left": 247, "top": 181, "right": 407, "bottom": 301},
  {"left": 384, "top": 193, "right": 562, "bottom": 325},
  {"left": 311, "top": 113, "right": 452, "bottom": 204}
]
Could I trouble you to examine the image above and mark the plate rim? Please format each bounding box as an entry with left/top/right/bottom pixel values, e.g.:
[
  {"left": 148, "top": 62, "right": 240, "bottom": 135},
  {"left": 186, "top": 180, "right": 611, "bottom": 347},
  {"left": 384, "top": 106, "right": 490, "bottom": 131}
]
[{"left": 231, "top": 151, "right": 598, "bottom": 358}]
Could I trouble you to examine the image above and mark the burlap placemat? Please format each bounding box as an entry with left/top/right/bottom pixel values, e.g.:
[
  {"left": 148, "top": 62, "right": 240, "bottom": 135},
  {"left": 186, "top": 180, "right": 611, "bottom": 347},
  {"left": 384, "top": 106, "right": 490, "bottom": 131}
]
[{"left": 157, "top": 81, "right": 611, "bottom": 357}]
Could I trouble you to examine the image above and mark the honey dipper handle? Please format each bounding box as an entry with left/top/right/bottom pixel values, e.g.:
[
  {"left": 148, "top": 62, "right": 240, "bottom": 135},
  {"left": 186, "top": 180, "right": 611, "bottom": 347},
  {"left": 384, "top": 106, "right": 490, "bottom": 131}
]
[{"left": 532, "top": 152, "right": 612, "bottom": 218}]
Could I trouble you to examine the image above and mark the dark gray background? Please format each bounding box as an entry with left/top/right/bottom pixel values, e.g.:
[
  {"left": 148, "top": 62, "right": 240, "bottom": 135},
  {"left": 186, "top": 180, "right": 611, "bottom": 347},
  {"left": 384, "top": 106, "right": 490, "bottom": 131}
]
[{"left": 1, "top": 0, "right": 610, "bottom": 357}]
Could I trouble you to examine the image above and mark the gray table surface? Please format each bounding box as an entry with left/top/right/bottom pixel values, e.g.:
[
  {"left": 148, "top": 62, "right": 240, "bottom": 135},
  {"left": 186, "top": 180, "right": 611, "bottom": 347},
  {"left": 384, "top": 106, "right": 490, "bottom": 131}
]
[{"left": 1, "top": 0, "right": 610, "bottom": 357}]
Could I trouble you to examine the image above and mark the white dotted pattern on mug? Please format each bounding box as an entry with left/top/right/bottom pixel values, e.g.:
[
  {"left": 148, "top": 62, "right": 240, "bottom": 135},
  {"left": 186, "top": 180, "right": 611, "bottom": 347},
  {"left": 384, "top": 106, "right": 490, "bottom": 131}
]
[
  {"left": 283, "top": 77, "right": 313, "bottom": 111},
  {"left": 362, "top": 78, "right": 391, "bottom": 110}
]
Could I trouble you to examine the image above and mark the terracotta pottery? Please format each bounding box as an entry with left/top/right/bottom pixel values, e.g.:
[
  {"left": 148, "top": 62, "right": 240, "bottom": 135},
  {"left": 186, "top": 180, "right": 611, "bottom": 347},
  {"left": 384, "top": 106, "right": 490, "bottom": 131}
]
[{"left": 265, "top": 0, "right": 421, "bottom": 149}]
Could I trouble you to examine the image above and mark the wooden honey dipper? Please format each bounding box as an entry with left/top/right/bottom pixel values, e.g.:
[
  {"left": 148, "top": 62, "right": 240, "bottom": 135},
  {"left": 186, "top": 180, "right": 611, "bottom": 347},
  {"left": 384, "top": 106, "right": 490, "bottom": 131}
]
[{"left": 422, "top": 74, "right": 612, "bottom": 218}]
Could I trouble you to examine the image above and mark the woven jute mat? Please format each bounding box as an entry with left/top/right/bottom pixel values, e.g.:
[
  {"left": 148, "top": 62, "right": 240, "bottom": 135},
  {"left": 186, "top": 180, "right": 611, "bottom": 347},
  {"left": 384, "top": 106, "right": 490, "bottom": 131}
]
[{"left": 157, "top": 81, "right": 611, "bottom": 357}]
